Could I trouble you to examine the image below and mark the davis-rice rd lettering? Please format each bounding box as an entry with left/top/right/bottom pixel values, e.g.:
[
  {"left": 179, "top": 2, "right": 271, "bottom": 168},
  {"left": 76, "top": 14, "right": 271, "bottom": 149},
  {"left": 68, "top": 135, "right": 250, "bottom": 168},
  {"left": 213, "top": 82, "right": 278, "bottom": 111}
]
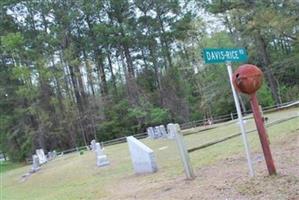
[
  {"left": 206, "top": 50, "right": 239, "bottom": 61},
  {"left": 203, "top": 48, "right": 248, "bottom": 64}
]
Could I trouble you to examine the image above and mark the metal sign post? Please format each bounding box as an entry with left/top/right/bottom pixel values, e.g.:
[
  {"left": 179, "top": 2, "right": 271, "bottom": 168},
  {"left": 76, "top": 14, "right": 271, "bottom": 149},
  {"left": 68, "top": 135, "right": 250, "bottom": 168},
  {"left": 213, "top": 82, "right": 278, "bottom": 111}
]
[
  {"left": 226, "top": 62, "right": 255, "bottom": 177},
  {"left": 202, "top": 48, "right": 254, "bottom": 177}
]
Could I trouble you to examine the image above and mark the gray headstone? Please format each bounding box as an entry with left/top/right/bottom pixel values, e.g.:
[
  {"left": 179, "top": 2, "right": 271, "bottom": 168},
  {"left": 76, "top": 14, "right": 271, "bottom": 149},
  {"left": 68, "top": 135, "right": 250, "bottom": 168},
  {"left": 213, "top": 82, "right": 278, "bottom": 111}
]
[
  {"left": 95, "top": 143, "right": 103, "bottom": 156},
  {"left": 166, "top": 123, "right": 175, "bottom": 139},
  {"left": 36, "top": 149, "right": 47, "bottom": 164},
  {"left": 52, "top": 150, "right": 57, "bottom": 158},
  {"left": 159, "top": 125, "right": 167, "bottom": 138},
  {"left": 147, "top": 127, "right": 155, "bottom": 139},
  {"left": 96, "top": 155, "right": 110, "bottom": 167},
  {"left": 126, "top": 136, "right": 158, "bottom": 174},
  {"left": 154, "top": 126, "right": 162, "bottom": 138},
  {"left": 95, "top": 142, "right": 109, "bottom": 167},
  {"left": 47, "top": 151, "right": 57, "bottom": 160},
  {"left": 90, "top": 140, "right": 96, "bottom": 151},
  {"left": 31, "top": 154, "right": 40, "bottom": 172},
  {"left": 47, "top": 152, "right": 53, "bottom": 160},
  {"left": 0, "top": 153, "right": 5, "bottom": 161}
]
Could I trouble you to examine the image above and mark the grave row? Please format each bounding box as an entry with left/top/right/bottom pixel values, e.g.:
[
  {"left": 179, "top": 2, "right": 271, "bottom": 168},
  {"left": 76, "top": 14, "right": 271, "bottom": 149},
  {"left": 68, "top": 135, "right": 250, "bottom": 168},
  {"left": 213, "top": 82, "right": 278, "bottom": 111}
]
[
  {"left": 30, "top": 124, "right": 188, "bottom": 178},
  {"left": 31, "top": 149, "right": 57, "bottom": 172},
  {"left": 146, "top": 124, "right": 175, "bottom": 139}
]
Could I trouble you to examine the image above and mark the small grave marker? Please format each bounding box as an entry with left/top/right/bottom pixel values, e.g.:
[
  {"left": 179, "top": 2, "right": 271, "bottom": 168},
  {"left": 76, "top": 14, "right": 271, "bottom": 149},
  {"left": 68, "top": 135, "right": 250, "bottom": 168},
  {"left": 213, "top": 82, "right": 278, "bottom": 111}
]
[
  {"left": 154, "top": 126, "right": 162, "bottom": 138},
  {"left": 36, "top": 149, "right": 47, "bottom": 164},
  {"left": 95, "top": 142, "right": 109, "bottom": 167},
  {"left": 146, "top": 127, "right": 155, "bottom": 139},
  {"left": 31, "top": 154, "right": 40, "bottom": 172},
  {"left": 159, "top": 125, "right": 167, "bottom": 138},
  {"left": 90, "top": 140, "right": 96, "bottom": 151}
]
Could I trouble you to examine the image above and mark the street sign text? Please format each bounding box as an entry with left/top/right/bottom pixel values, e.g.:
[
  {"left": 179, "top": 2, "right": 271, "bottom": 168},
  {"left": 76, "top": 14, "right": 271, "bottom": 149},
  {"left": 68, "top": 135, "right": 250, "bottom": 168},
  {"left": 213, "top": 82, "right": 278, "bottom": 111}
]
[{"left": 203, "top": 48, "right": 248, "bottom": 64}]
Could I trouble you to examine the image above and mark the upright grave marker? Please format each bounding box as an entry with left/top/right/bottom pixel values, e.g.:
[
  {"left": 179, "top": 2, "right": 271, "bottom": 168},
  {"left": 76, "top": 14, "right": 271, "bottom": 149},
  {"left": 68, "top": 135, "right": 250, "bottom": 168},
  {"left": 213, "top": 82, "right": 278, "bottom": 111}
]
[
  {"left": 147, "top": 125, "right": 174, "bottom": 139},
  {"left": 36, "top": 149, "right": 47, "bottom": 165},
  {"left": 168, "top": 123, "right": 194, "bottom": 180},
  {"left": 52, "top": 150, "right": 57, "bottom": 158},
  {"left": 90, "top": 140, "right": 96, "bottom": 151},
  {"left": 95, "top": 142, "right": 109, "bottom": 167},
  {"left": 203, "top": 48, "right": 254, "bottom": 177},
  {"left": 154, "top": 126, "right": 162, "bottom": 138},
  {"left": 47, "top": 151, "right": 54, "bottom": 161},
  {"left": 159, "top": 125, "right": 167, "bottom": 138},
  {"left": 31, "top": 154, "right": 40, "bottom": 172},
  {"left": 126, "top": 136, "right": 158, "bottom": 174},
  {"left": 146, "top": 127, "right": 155, "bottom": 139}
]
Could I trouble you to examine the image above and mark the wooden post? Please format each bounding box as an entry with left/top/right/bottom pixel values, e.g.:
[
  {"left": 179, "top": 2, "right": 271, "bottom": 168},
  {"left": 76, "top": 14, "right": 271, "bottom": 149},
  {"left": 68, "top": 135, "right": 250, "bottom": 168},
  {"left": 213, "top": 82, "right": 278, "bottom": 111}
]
[{"left": 250, "top": 93, "right": 276, "bottom": 175}]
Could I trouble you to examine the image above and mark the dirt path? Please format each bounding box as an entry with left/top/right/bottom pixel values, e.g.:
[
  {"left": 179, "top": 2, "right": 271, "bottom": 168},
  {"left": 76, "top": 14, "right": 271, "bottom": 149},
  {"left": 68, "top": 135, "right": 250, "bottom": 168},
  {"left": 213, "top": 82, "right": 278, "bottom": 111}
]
[{"left": 104, "top": 131, "right": 299, "bottom": 200}]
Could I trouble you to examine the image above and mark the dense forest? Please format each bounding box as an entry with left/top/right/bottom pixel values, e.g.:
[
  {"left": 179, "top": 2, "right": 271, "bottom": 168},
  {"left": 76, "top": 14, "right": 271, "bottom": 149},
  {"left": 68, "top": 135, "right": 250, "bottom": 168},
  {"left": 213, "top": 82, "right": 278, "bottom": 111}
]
[{"left": 1, "top": 0, "right": 298, "bottom": 161}]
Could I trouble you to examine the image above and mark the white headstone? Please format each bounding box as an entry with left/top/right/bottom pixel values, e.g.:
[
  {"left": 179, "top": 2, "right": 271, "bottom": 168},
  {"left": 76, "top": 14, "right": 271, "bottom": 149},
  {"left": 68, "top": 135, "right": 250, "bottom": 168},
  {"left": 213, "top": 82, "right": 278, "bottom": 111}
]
[
  {"left": 159, "top": 125, "right": 167, "bottom": 138},
  {"left": 90, "top": 140, "right": 96, "bottom": 151},
  {"left": 36, "top": 149, "right": 47, "bottom": 164},
  {"left": 154, "top": 126, "right": 162, "bottom": 138},
  {"left": 52, "top": 150, "right": 57, "bottom": 158},
  {"left": 95, "top": 143, "right": 103, "bottom": 156},
  {"left": 126, "top": 136, "right": 158, "bottom": 174},
  {"left": 47, "top": 151, "right": 53, "bottom": 160},
  {"left": 166, "top": 123, "right": 175, "bottom": 139},
  {"left": 48, "top": 151, "right": 57, "bottom": 160},
  {"left": 31, "top": 154, "right": 40, "bottom": 172},
  {"left": 95, "top": 142, "right": 109, "bottom": 167},
  {"left": 96, "top": 155, "right": 110, "bottom": 167},
  {"left": 147, "top": 127, "right": 155, "bottom": 139}
]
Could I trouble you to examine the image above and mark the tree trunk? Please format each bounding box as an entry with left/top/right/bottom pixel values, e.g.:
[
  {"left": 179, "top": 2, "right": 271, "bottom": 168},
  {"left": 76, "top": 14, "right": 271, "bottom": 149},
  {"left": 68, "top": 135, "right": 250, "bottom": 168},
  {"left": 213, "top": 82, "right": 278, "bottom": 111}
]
[
  {"left": 82, "top": 50, "right": 96, "bottom": 96},
  {"left": 107, "top": 50, "right": 117, "bottom": 94},
  {"left": 149, "top": 45, "right": 163, "bottom": 105},
  {"left": 255, "top": 32, "right": 281, "bottom": 105},
  {"left": 85, "top": 16, "right": 108, "bottom": 96},
  {"left": 157, "top": 12, "right": 173, "bottom": 69},
  {"left": 68, "top": 64, "right": 88, "bottom": 146},
  {"left": 95, "top": 49, "right": 108, "bottom": 96},
  {"left": 122, "top": 44, "right": 135, "bottom": 78}
]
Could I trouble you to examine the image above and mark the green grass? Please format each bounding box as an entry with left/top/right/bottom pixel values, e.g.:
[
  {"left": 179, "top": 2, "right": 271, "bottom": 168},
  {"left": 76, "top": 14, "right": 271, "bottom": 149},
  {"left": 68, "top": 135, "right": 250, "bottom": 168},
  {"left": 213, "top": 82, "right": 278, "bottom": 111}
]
[
  {"left": 1, "top": 107, "right": 299, "bottom": 200},
  {"left": 0, "top": 161, "right": 24, "bottom": 174}
]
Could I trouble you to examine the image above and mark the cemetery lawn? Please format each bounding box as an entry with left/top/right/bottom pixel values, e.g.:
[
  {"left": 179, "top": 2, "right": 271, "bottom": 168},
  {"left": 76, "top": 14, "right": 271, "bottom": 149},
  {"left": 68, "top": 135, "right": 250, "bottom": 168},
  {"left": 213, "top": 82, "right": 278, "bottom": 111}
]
[
  {"left": 0, "top": 161, "right": 24, "bottom": 174},
  {"left": 2, "top": 107, "right": 299, "bottom": 200}
]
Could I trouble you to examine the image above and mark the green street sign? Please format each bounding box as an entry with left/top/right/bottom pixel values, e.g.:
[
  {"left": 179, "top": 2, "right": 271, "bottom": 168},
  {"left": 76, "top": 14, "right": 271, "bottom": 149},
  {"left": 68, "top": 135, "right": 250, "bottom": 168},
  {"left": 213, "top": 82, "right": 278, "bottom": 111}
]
[{"left": 203, "top": 48, "right": 248, "bottom": 64}]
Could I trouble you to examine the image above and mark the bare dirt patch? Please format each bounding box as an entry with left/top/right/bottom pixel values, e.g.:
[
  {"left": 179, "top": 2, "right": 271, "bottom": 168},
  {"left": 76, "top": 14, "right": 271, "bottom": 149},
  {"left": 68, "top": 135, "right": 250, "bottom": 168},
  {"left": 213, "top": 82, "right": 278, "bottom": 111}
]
[{"left": 104, "top": 131, "right": 299, "bottom": 200}]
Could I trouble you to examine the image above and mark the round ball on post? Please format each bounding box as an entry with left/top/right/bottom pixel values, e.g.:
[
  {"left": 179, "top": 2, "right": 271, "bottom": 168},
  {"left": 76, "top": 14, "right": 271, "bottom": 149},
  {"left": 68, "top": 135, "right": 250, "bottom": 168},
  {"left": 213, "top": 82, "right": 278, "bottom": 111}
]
[
  {"left": 232, "top": 64, "right": 276, "bottom": 176},
  {"left": 232, "top": 64, "right": 263, "bottom": 95}
]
